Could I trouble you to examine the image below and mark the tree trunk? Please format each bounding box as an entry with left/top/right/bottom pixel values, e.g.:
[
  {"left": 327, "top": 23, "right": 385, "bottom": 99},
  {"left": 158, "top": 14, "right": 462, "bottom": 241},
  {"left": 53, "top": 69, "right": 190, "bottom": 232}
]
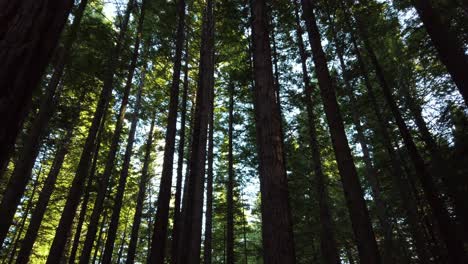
[
  {"left": 125, "top": 113, "right": 156, "bottom": 264},
  {"left": 250, "top": 0, "right": 296, "bottom": 263},
  {"left": 0, "top": 0, "right": 74, "bottom": 170},
  {"left": 293, "top": 2, "right": 341, "bottom": 263},
  {"left": 343, "top": 15, "right": 433, "bottom": 262},
  {"left": 402, "top": 83, "right": 468, "bottom": 238},
  {"left": 300, "top": 1, "right": 380, "bottom": 263},
  {"left": 15, "top": 105, "right": 82, "bottom": 264},
  {"left": 326, "top": 11, "right": 399, "bottom": 262},
  {"left": 174, "top": 98, "right": 196, "bottom": 264},
  {"left": 203, "top": 86, "right": 215, "bottom": 264},
  {"left": 77, "top": 3, "right": 142, "bottom": 263},
  {"left": 170, "top": 35, "right": 190, "bottom": 264},
  {"left": 225, "top": 84, "right": 235, "bottom": 264},
  {"left": 411, "top": 0, "right": 468, "bottom": 106},
  {"left": 178, "top": 1, "right": 214, "bottom": 263},
  {"left": 46, "top": 1, "right": 134, "bottom": 261},
  {"left": 0, "top": 0, "right": 88, "bottom": 245},
  {"left": 148, "top": 0, "right": 186, "bottom": 262},
  {"left": 101, "top": 3, "right": 146, "bottom": 262},
  {"left": 6, "top": 165, "right": 42, "bottom": 264},
  {"left": 102, "top": 63, "right": 145, "bottom": 264},
  {"left": 68, "top": 118, "right": 104, "bottom": 264},
  {"left": 350, "top": 4, "right": 467, "bottom": 260},
  {"left": 92, "top": 211, "right": 108, "bottom": 264}
]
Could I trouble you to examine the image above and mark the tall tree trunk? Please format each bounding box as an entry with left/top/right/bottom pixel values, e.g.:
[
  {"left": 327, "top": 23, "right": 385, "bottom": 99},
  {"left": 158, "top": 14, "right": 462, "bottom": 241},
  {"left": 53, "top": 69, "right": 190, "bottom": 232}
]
[
  {"left": 0, "top": 0, "right": 88, "bottom": 245},
  {"left": 293, "top": 2, "right": 341, "bottom": 263},
  {"left": 125, "top": 113, "right": 156, "bottom": 264},
  {"left": 411, "top": 0, "right": 468, "bottom": 106},
  {"left": 250, "top": 0, "right": 296, "bottom": 263},
  {"left": 92, "top": 211, "right": 108, "bottom": 264},
  {"left": 148, "top": 0, "right": 186, "bottom": 262},
  {"left": 350, "top": 3, "right": 467, "bottom": 261},
  {"left": 101, "top": 3, "right": 147, "bottom": 262},
  {"left": 78, "top": 3, "right": 142, "bottom": 263},
  {"left": 102, "top": 62, "right": 145, "bottom": 264},
  {"left": 300, "top": 1, "right": 380, "bottom": 263},
  {"left": 225, "top": 84, "right": 235, "bottom": 264},
  {"left": 178, "top": 1, "right": 214, "bottom": 263},
  {"left": 170, "top": 35, "right": 190, "bottom": 264},
  {"left": 6, "top": 165, "right": 42, "bottom": 264},
  {"left": 326, "top": 11, "right": 398, "bottom": 262},
  {"left": 174, "top": 98, "right": 196, "bottom": 264},
  {"left": 68, "top": 115, "right": 105, "bottom": 264},
  {"left": 203, "top": 86, "right": 215, "bottom": 264},
  {"left": 402, "top": 83, "right": 468, "bottom": 237},
  {"left": 343, "top": 14, "right": 433, "bottom": 261},
  {"left": 15, "top": 100, "right": 83, "bottom": 264},
  {"left": 46, "top": 1, "right": 134, "bottom": 261},
  {"left": 0, "top": 0, "right": 74, "bottom": 170}
]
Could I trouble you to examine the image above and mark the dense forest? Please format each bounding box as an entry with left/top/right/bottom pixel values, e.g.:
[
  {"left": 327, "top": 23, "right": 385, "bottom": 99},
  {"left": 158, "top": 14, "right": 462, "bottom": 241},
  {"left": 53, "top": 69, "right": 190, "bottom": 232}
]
[{"left": 1, "top": 0, "right": 467, "bottom": 263}]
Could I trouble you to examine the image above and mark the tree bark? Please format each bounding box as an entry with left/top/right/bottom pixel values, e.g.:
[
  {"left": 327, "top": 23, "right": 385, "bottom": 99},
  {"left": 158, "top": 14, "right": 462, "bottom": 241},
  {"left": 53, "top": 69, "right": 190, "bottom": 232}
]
[
  {"left": 300, "top": 1, "right": 380, "bottom": 263},
  {"left": 46, "top": 1, "right": 134, "bottom": 261},
  {"left": 178, "top": 1, "right": 214, "bottom": 262},
  {"left": 125, "top": 113, "right": 156, "bottom": 264},
  {"left": 411, "top": 0, "right": 468, "bottom": 106},
  {"left": 225, "top": 84, "right": 235, "bottom": 264},
  {"left": 0, "top": 0, "right": 74, "bottom": 170},
  {"left": 174, "top": 98, "right": 196, "bottom": 264},
  {"left": 0, "top": 0, "right": 88, "bottom": 245},
  {"left": 250, "top": 0, "right": 296, "bottom": 263},
  {"left": 68, "top": 115, "right": 105, "bottom": 264},
  {"left": 15, "top": 97, "right": 83, "bottom": 264},
  {"left": 203, "top": 86, "right": 215, "bottom": 264},
  {"left": 101, "top": 3, "right": 147, "bottom": 262},
  {"left": 148, "top": 0, "right": 186, "bottom": 262},
  {"left": 170, "top": 35, "right": 190, "bottom": 264},
  {"left": 293, "top": 2, "right": 341, "bottom": 263}
]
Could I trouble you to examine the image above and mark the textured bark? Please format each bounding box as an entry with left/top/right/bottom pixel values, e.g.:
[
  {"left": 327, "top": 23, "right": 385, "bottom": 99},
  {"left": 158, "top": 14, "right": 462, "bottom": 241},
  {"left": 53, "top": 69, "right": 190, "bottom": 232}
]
[
  {"left": 170, "top": 36, "right": 190, "bottom": 264},
  {"left": 125, "top": 114, "right": 156, "bottom": 264},
  {"left": 293, "top": 2, "right": 341, "bottom": 263},
  {"left": 226, "top": 84, "right": 235, "bottom": 264},
  {"left": 412, "top": 0, "right": 468, "bottom": 106},
  {"left": 203, "top": 88, "right": 215, "bottom": 264},
  {"left": 15, "top": 105, "right": 82, "bottom": 264},
  {"left": 344, "top": 18, "right": 433, "bottom": 262},
  {"left": 148, "top": 0, "right": 185, "bottom": 262},
  {"left": 178, "top": 1, "right": 214, "bottom": 262},
  {"left": 250, "top": 0, "right": 296, "bottom": 263},
  {"left": 101, "top": 4, "right": 146, "bottom": 262},
  {"left": 351, "top": 4, "right": 466, "bottom": 260},
  {"left": 0, "top": 0, "right": 88, "bottom": 245},
  {"left": 300, "top": 1, "right": 380, "bottom": 263},
  {"left": 46, "top": 1, "right": 134, "bottom": 261},
  {"left": 174, "top": 100, "right": 196, "bottom": 264},
  {"left": 0, "top": 0, "right": 74, "bottom": 170}
]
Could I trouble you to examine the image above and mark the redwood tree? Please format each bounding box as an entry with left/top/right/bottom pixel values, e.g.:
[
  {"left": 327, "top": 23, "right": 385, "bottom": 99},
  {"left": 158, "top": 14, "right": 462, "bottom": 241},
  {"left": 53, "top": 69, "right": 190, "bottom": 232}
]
[{"left": 250, "top": 0, "right": 296, "bottom": 263}]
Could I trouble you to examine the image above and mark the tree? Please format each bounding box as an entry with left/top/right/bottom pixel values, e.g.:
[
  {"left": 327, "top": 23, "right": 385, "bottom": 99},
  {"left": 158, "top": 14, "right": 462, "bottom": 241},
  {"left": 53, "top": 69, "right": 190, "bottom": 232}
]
[
  {"left": 0, "top": 0, "right": 74, "bottom": 172},
  {"left": 300, "top": 0, "right": 380, "bottom": 263},
  {"left": 148, "top": 0, "right": 186, "bottom": 262},
  {"left": 250, "top": 0, "right": 296, "bottom": 263}
]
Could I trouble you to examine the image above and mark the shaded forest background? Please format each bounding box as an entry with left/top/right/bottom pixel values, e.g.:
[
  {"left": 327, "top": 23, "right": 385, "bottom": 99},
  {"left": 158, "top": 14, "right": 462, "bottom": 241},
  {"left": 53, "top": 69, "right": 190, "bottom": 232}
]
[{"left": 0, "top": 0, "right": 467, "bottom": 263}]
